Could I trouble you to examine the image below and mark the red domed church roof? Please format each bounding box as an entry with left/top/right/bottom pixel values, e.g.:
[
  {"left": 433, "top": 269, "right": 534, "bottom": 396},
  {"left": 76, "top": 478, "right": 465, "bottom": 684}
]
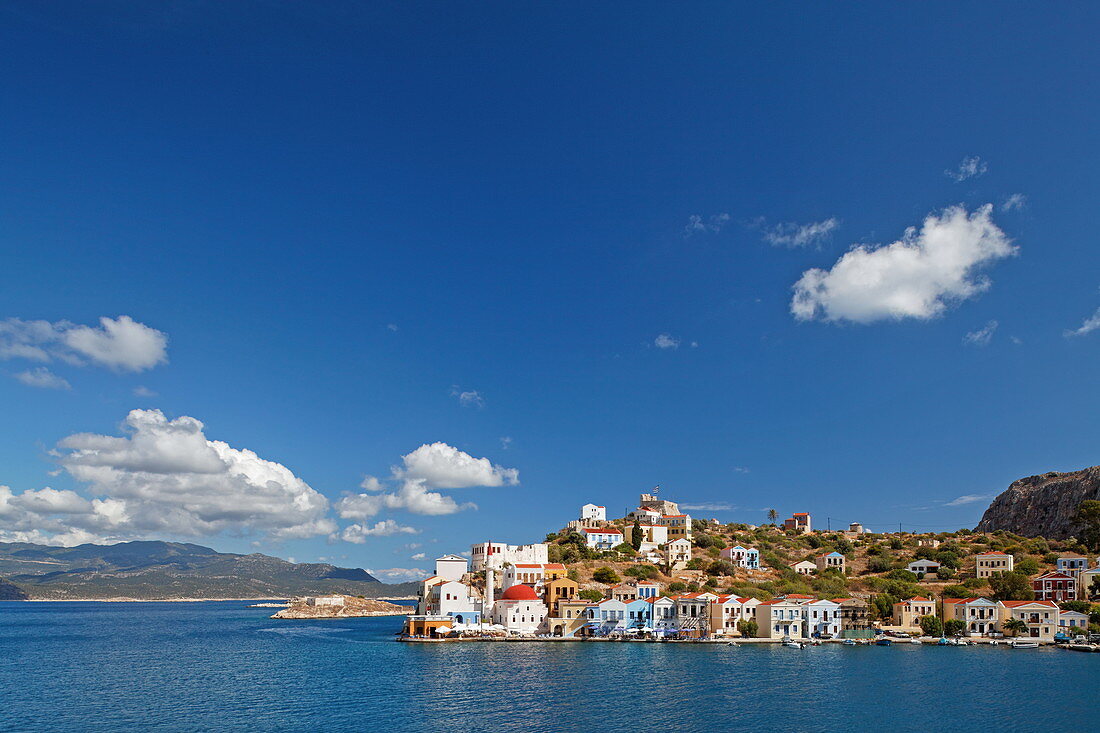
[{"left": 501, "top": 584, "right": 539, "bottom": 601}]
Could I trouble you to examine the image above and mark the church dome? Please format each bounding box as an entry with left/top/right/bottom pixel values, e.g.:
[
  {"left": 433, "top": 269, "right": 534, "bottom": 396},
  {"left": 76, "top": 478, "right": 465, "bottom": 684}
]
[{"left": 501, "top": 584, "right": 539, "bottom": 601}]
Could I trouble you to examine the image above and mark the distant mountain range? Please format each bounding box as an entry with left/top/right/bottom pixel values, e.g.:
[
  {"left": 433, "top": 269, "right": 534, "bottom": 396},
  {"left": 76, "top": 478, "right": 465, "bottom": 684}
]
[{"left": 0, "top": 540, "right": 417, "bottom": 600}]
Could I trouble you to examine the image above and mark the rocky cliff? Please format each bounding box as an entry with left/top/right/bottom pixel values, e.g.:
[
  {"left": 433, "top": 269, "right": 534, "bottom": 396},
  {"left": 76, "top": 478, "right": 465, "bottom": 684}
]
[{"left": 976, "top": 465, "right": 1100, "bottom": 539}]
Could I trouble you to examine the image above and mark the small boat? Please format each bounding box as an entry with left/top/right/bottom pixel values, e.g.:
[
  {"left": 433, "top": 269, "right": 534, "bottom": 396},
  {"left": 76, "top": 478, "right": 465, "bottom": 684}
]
[
  {"left": 842, "top": 639, "right": 856, "bottom": 646},
  {"left": 726, "top": 641, "right": 738, "bottom": 647},
  {"left": 950, "top": 638, "right": 969, "bottom": 646},
  {"left": 782, "top": 640, "right": 804, "bottom": 649},
  {"left": 909, "top": 638, "right": 922, "bottom": 645},
  {"left": 937, "top": 637, "right": 950, "bottom": 646},
  {"left": 875, "top": 637, "right": 893, "bottom": 646},
  {"left": 1010, "top": 640, "right": 1039, "bottom": 649}
]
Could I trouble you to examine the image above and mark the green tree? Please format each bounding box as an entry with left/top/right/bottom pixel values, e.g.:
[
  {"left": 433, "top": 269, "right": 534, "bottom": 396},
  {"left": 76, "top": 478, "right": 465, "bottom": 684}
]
[
  {"left": 1074, "top": 500, "right": 1100, "bottom": 552},
  {"left": 989, "top": 571, "right": 1033, "bottom": 601},
  {"left": 936, "top": 566, "right": 956, "bottom": 581},
  {"left": 737, "top": 619, "right": 758, "bottom": 638},
  {"left": 870, "top": 593, "right": 897, "bottom": 621},
  {"left": 944, "top": 619, "right": 966, "bottom": 636},
  {"left": 577, "top": 588, "right": 603, "bottom": 602},
  {"left": 631, "top": 521, "right": 643, "bottom": 551},
  {"left": 624, "top": 564, "right": 659, "bottom": 580},
  {"left": 1015, "top": 557, "right": 1040, "bottom": 576},
  {"left": 1060, "top": 600, "right": 1090, "bottom": 614},
  {"left": 867, "top": 556, "right": 891, "bottom": 574},
  {"left": 667, "top": 581, "right": 687, "bottom": 593},
  {"left": 767, "top": 509, "right": 778, "bottom": 525},
  {"left": 592, "top": 567, "right": 620, "bottom": 584},
  {"left": 707, "top": 559, "right": 736, "bottom": 576},
  {"left": 919, "top": 615, "right": 943, "bottom": 637},
  {"left": 1002, "top": 618, "right": 1027, "bottom": 637},
  {"left": 942, "top": 584, "right": 971, "bottom": 598}
]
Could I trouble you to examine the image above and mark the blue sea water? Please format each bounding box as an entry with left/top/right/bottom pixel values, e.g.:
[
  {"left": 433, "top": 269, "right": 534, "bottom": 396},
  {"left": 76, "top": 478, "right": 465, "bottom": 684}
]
[{"left": 0, "top": 601, "right": 1096, "bottom": 732}]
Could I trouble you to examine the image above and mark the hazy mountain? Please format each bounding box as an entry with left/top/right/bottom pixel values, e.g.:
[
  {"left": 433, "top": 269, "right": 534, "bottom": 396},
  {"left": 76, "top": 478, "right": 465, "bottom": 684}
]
[{"left": 0, "top": 541, "right": 417, "bottom": 600}]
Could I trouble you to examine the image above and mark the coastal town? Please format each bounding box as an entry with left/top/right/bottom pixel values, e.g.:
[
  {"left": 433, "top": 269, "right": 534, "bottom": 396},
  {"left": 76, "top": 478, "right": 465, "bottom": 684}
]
[{"left": 401, "top": 490, "right": 1100, "bottom": 649}]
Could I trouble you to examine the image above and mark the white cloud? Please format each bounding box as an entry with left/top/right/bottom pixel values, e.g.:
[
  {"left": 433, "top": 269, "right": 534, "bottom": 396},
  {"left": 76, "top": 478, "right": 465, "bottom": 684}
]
[
  {"left": 654, "top": 333, "right": 680, "bottom": 349},
  {"left": 963, "top": 320, "right": 998, "bottom": 347},
  {"left": 13, "top": 367, "right": 71, "bottom": 390},
  {"left": 399, "top": 442, "right": 519, "bottom": 489},
  {"left": 761, "top": 218, "right": 840, "bottom": 248},
  {"left": 684, "top": 213, "right": 730, "bottom": 236},
  {"left": 333, "top": 442, "right": 516, "bottom": 535},
  {"left": 499, "top": 436, "right": 513, "bottom": 450},
  {"left": 367, "top": 567, "right": 428, "bottom": 583},
  {"left": 945, "top": 494, "right": 990, "bottom": 507},
  {"left": 133, "top": 386, "right": 157, "bottom": 397},
  {"left": 0, "top": 316, "right": 168, "bottom": 373},
  {"left": 0, "top": 409, "right": 335, "bottom": 546},
  {"left": 1065, "top": 306, "right": 1100, "bottom": 338},
  {"left": 791, "top": 204, "right": 1016, "bottom": 323},
  {"left": 945, "top": 155, "right": 988, "bottom": 182},
  {"left": 359, "top": 475, "right": 384, "bottom": 491},
  {"left": 450, "top": 386, "right": 484, "bottom": 408},
  {"left": 1001, "top": 193, "right": 1027, "bottom": 212},
  {"left": 386, "top": 323, "right": 399, "bottom": 332},
  {"left": 410, "top": 552, "right": 426, "bottom": 560},
  {"left": 339, "top": 520, "right": 419, "bottom": 544}
]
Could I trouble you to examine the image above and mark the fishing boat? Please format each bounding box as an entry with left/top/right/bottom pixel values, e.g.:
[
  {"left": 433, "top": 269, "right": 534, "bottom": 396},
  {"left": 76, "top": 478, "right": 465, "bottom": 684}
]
[
  {"left": 781, "top": 636, "right": 804, "bottom": 648},
  {"left": 1010, "top": 640, "right": 1039, "bottom": 649}
]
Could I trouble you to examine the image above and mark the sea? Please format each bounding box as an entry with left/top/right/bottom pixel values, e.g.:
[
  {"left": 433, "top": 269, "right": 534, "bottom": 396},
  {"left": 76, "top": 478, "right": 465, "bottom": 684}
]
[{"left": 0, "top": 600, "right": 1095, "bottom": 732}]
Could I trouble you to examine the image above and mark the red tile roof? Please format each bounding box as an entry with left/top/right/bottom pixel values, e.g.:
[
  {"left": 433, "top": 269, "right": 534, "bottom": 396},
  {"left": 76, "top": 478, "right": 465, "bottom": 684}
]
[
  {"left": 977, "top": 551, "right": 1011, "bottom": 556},
  {"left": 581, "top": 528, "right": 622, "bottom": 534},
  {"left": 1000, "top": 600, "right": 1058, "bottom": 608}
]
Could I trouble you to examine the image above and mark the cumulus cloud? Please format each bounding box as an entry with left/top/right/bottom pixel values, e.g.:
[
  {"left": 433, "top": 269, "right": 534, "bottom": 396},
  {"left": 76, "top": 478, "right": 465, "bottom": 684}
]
[
  {"left": 761, "top": 218, "right": 840, "bottom": 248},
  {"left": 450, "top": 386, "right": 484, "bottom": 408},
  {"left": 963, "top": 320, "right": 999, "bottom": 347},
  {"left": 791, "top": 204, "right": 1016, "bottom": 323},
  {"left": 1065, "top": 306, "right": 1100, "bottom": 338},
  {"left": 13, "top": 367, "right": 71, "bottom": 390},
  {"left": 0, "top": 409, "right": 335, "bottom": 546},
  {"left": 684, "top": 213, "right": 730, "bottom": 236},
  {"left": 0, "top": 316, "right": 167, "bottom": 373},
  {"left": 334, "top": 442, "right": 517, "bottom": 533},
  {"left": 945, "top": 155, "right": 988, "bottom": 182},
  {"left": 399, "top": 442, "right": 519, "bottom": 489},
  {"left": 411, "top": 552, "right": 426, "bottom": 560},
  {"left": 1001, "top": 193, "right": 1027, "bottom": 212},
  {"left": 339, "top": 520, "right": 419, "bottom": 544},
  {"left": 654, "top": 333, "right": 680, "bottom": 349}
]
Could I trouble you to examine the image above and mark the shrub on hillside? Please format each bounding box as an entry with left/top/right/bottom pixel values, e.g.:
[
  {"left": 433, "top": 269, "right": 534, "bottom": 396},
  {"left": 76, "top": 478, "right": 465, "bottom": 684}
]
[
  {"left": 592, "top": 567, "right": 620, "bottom": 584},
  {"left": 577, "top": 588, "right": 603, "bottom": 602},
  {"left": 624, "top": 564, "right": 660, "bottom": 580}
]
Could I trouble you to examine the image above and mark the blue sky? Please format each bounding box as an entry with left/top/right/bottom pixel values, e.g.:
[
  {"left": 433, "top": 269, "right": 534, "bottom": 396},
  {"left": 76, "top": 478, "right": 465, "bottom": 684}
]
[{"left": 1, "top": 3, "right": 1098, "bottom": 581}]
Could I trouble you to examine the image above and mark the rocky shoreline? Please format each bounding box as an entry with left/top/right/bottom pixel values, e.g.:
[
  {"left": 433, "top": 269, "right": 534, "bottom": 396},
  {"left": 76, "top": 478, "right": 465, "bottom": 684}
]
[{"left": 271, "top": 595, "right": 412, "bottom": 619}]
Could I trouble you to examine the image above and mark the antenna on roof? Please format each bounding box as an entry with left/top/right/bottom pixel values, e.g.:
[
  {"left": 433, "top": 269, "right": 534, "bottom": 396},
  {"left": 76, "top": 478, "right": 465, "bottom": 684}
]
[{"left": 653, "top": 485, "right": 660, "bottom": 496}]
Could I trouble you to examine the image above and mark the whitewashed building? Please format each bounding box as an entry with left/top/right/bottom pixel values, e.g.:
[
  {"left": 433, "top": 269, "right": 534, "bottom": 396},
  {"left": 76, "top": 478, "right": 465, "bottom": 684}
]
[
  {"left": 907, "top": 559, "right": 941, "bottom": 576},
  {"left": 492, "top": 584, "right": 548, "bottom": 635},
  {"left": 665, "top": 538, "right": 692, "bottom": 569},
  {"left": 434, "top": 554, "right": 468, "bottom": 582},
  {"left": 720, "top": 545, "right": 760, "bottom": 569},
  {"left": 803, "top": 599, "right": 841, "bottom": 638},
  {"left": 581, "top": 527, "right": 624, "bottom": 550},
  {"left": 471, "top": 541, "right": 549, "bottom": 572}
]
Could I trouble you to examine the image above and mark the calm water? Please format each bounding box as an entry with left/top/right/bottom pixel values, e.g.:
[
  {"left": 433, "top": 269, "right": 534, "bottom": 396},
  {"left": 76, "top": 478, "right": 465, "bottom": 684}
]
[{"left": 0, "top": 601, "right": 1096, "bottom": 732}]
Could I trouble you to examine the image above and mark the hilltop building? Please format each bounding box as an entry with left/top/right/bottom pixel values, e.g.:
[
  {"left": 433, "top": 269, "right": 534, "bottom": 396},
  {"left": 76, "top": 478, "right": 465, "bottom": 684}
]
[
  {"left": 783, "top": 513, "right": 812, "bottom": 534},
  {"left": 434, "top": 554, "right": 468, "bottom": 582},
  {"left": 719, "top": 545, "right": 760, "bottom": 569},
  {"left": 471, "top": 541, "right": 549, "bottom": 573},
  {"left": 975, "top": 551, "right": 1013, "bottom": 578}
]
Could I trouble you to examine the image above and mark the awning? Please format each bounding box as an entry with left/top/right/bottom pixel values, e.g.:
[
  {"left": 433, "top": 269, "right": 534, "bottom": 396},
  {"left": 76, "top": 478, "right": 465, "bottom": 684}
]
[{"left": 435, "top": 625, "right": 452, "bottom": 634}]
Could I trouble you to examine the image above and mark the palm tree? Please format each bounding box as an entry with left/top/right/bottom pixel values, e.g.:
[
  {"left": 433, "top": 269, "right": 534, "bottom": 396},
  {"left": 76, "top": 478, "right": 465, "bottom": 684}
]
[
  {"left": 1003, "top": 618, "right": 1027, "bottom": 638},
  {"left": 767, "top": 509, "right": 778, "bottom": 525}
]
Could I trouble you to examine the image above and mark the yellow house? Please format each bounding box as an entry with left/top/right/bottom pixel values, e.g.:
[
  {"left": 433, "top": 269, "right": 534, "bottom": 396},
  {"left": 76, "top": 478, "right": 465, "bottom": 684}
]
[
  {"left": 892, "top": 596, "right": 935, "bottom": 630},
  {"left": 548, "top": 599, "right": 595, "bottom": 637},
  {"left": 544, "top": 576, "right": 579, "bottom": 615}
]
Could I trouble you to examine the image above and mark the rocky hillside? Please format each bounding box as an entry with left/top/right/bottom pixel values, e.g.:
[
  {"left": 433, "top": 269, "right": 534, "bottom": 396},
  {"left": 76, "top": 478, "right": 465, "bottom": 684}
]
[
  {"left": 0, "top": 540, "right": 416, "bottom": 600},
  {"left": 976, "top": 465, "right": 1100, "bottom": 539}
]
